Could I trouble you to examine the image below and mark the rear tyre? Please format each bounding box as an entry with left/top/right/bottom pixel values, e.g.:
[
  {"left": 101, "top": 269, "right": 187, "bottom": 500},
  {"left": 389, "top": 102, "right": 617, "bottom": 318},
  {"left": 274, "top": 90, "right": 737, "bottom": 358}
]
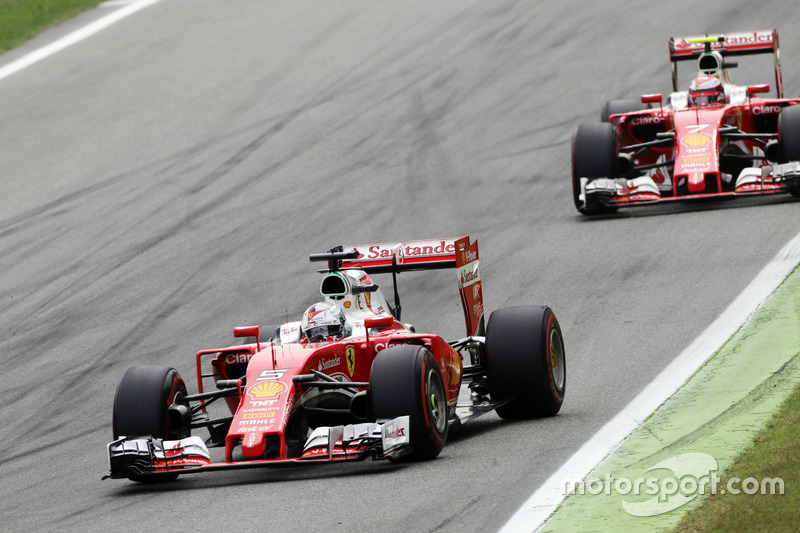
[
  {"left": 485, "top": 306, "right": 565, "bottom": 419},
  {"left": 112, "top": 366, "right": 188, "bottom": 481},
  {"left": 601, "top": 99, "right": 648, "bottom": 124},
  {"left": 572, "top": 122, "right": 618, "bottom": 214},
  {"left": 370, "top": 345, "right": 447, "bottom": 460}
]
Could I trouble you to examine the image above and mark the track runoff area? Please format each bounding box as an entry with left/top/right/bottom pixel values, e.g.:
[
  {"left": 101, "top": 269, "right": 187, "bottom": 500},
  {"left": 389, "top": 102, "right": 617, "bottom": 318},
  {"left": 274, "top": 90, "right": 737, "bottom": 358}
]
[{"left": 501, "top": 228, "right": 800, "bottom": 532}]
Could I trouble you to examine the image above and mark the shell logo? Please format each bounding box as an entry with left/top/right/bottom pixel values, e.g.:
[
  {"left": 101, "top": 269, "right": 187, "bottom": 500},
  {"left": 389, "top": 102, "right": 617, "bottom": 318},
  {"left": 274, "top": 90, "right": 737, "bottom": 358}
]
[
  {"left": 248, "top": 381, "right": 286, "bottom": 399},
  {"left": 681, "top": 133, "right": 712, "bottom": 148}
]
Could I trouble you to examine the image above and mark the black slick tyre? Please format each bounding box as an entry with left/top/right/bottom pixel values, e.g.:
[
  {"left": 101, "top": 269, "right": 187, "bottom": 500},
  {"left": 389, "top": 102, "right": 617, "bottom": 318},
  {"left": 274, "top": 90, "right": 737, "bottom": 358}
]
[
  {"left": 112, "top": 365, "right": 188, "bottom": 440},
  {"left": 601, "top": 99, "right": 648, "bottom": 124},
  {"left": 779, "top": 105, "right": 800, "bottom": 162},
  {"left": 370, "top": 345, "right": 447, "bottom": 460},
  {"left": 485, "top": 305, "right": 566, "bottom": 419},
  {"left": 112, "top": 365, "right": 188, "bottom": 482},
  {"left": 572, "top": 122, "right": 618, "bottom": 214},
  {"left": 779, "top": 105, "right": 800, "bottom": 197}
]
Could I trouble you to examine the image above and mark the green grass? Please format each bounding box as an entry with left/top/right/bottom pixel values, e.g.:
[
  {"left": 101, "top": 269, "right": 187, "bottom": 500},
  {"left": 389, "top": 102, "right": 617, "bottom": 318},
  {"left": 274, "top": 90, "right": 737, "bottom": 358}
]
[
  {"left": 0, "top": 0, "right": 106, "bottom": 54},
  {"left": 674, "top": 381, "right": 800, "bottom": 532}
]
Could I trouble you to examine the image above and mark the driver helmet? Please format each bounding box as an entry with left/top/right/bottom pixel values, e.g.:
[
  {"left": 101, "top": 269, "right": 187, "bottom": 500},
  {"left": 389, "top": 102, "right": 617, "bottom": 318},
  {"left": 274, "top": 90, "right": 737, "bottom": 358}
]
[
  {"left": 301, "top": 302, "right": 348, "bottom": 342},
  {"left": 689, "top": 76, "right": 724, "bottom": 106}
]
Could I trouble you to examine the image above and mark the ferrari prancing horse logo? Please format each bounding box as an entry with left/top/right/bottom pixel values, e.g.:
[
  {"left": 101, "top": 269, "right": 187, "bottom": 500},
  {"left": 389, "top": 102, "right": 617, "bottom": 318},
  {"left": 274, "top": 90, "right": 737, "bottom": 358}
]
[{"left": 345, "top": 345, "right": 356, "bottom": 377}]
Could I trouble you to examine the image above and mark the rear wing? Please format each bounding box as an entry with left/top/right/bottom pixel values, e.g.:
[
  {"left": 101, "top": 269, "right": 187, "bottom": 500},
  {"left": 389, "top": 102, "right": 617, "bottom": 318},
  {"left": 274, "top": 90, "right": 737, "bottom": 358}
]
[
  {"left": 343, "top": 238, "right": 458, "bottom": 273},
  {"left": 310, "top": 237, "right": 485, "bottom": 336},
  {"left": 668, "top": 29, "right": 782, "bottom": 97}
]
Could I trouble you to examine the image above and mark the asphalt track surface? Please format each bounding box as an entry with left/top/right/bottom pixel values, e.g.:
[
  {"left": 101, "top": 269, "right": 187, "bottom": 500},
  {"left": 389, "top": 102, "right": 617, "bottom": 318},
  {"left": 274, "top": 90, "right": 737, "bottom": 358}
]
[{"left": 1, "top": 2, "right": 799, "bottom": 532}]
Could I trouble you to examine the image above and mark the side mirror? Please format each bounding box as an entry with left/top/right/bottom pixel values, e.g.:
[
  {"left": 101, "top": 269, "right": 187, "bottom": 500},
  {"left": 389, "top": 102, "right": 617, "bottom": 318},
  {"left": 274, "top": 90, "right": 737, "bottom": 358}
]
[
  {"left": 234, "top": 325, "right": 260, "bottom": 338},
  {"left": 364, "top": 316, "right": 394, "bottom": 329},
  {"left": 747, "top": 84, "right": 770, "bottom": 96},
  {"left": 641, "top": 94, "right": 663, "bottom": 105},
  {"left": 234, "top": 326, "right": 261, "bottom": 351},
  {"left": 363, "top": 316, "right": 394, "bottom": 351}
]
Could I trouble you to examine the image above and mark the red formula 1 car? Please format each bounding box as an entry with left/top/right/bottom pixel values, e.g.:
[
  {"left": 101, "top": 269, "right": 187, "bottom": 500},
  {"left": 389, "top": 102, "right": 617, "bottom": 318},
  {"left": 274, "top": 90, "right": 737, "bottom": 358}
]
[
  {"left": 105, "top": 236, "right": 566, "bottom": 481},
  {"left": 572, "top": 29, "right": 800, "bottom": 215}
]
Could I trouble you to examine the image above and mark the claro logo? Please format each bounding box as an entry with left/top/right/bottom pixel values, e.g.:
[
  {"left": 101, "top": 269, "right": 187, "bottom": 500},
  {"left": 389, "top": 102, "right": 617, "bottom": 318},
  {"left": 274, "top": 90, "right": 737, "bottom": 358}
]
[
  {"left": 374, "top": 341, "right": 404, "bottom": 352},
  {"left": 225, "top": 353, "right": 251, "bottom": 364},
  {"left": 752, "top": 105, "right": 781, "bottom": 115},
  {"left": 631, "top": 116, "right": 663, "bottom": 126}
]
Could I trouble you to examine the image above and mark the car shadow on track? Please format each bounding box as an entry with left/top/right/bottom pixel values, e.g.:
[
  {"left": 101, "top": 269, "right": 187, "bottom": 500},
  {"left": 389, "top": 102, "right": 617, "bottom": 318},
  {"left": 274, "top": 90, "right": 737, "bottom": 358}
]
[{"left": 109, "top": 459, "right": 408, "bottom": 494}]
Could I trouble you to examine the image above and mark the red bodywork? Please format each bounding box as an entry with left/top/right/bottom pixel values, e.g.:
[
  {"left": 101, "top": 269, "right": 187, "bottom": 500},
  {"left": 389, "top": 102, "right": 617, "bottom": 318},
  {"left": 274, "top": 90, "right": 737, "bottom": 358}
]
[
  {"left": 611, "top": 95, "right": 797, "bottom": 205},
  {"left": 574, "top": 29, "right": 800, "bottom": 212},
  {"left": 198, "top": 323, "right": 462, "bottom": 463},
  {"left": 107, "top": 236, "right": 485, "bottom": 477}
]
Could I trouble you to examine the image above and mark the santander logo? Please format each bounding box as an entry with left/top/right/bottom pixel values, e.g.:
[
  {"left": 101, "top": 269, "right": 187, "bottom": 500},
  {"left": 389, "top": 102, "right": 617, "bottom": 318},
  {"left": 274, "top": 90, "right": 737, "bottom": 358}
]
[
  {"left": 318, "top": 355, "right": 341, "bottom": 371},
  {"left": 385, "top": 427, "right": 406, "bottom": 439},
  {"left": 461, "top": 270, "right": 479, "bottom": 284},
  {"left": 675, "top": 31, "right": 772, "bottom": 50}
]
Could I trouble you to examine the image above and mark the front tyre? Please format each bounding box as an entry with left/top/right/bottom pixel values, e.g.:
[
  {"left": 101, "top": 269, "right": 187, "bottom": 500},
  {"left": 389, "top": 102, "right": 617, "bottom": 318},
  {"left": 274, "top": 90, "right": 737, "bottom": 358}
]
[
  {"left": 112, "top": 365, "right": 188, "bottom": 440},
  {"left": 779, "top": 105, "right": 800, "bottom": 197},
  {"left": 572, "top": 122, "right": 618, "bottom": 214},
  {"left": 112, "top": 366, "right": 188, "bottom": 482},
  {"left": 370, "top": 345, "right": 447, "bottom": 460},
  {"left": 485, "top": 305, "right": 565, "bottom": 419},
  {"left": 601, "top": 99, "right": 648, "bottom": 124}
]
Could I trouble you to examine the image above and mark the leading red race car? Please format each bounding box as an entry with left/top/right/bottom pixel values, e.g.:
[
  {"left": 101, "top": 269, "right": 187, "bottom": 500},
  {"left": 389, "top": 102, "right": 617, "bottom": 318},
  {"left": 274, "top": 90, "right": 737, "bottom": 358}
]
[
  {"left": 572, "top": 29, "right": 800, "bottom": 214},
  {"left": 105, "top": 236, "right": 566, "bottom": 481}
]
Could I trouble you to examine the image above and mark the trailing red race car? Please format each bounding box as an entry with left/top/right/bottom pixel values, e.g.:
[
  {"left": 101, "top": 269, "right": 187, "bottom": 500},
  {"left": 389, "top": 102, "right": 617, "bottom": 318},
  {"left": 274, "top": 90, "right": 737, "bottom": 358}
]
[
  {"left": 572, "top": 29, "right": 800, "bottom": 214},
  {"left": 105, "top": 236, "right": 566, "bottom": 481}
]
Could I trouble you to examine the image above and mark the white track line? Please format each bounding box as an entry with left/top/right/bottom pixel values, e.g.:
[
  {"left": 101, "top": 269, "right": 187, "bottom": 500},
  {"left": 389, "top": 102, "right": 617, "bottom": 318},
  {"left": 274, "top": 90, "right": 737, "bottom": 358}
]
[
  {"left": 500, "top": 228, "right": 800, "bottom": 533},
  {"left": 0, "top": 0, "right": 163, "bottom": 82}
]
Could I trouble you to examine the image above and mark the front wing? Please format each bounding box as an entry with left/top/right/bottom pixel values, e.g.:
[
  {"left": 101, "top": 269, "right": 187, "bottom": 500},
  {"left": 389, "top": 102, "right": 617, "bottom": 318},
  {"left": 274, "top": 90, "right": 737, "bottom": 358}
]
[
  {"left": 106, "top": 416, "right": 412, "bottom": 480},
  {"left": 577, "top": 163, "right": 800, "bottom": 211}
]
